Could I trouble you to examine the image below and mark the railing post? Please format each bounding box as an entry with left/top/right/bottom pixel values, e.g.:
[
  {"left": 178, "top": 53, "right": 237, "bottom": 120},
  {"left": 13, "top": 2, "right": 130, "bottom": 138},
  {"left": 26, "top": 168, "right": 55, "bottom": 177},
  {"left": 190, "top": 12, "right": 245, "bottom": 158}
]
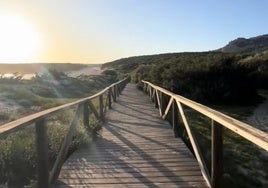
[
  {"left": 35, "top": 119, "right": 49, "bottom": 188},
  {"left": 116, "top": 84, "right": 120, "bottom": 96},
  {"left": 150, "top": 87, "right": 154, "bottom": 102},
  {"left": 99, "top": 94, "right": 104, "bottom": 121},
  {"left": 172, "top": 100, "right": 179, "bottom": 137},
  {"left": 83, "top": 101, "right": 90, "bottom": 130},
  {"left": 143, "top": 82, "right": 146, "bottom": 93},
  {"left": 118, "top": 84, "right": 121, "bottom": 95},
  {"left": 119, "top": 82, "right": 123, "bottom": 94},
  {"left": 108, "top": 88, "right": 112, "bottom": 109},
  {"left": 154, "top": 91, "right": 158, "bottom": 108},
  {"left": 161, "top": 93, "right": 166, "bottom": 116},
  {"left": 113, "top": 85, "right": 117, "bottom": 102},
  {"left": 211, "top": 120, "right": 223, "bottom": 188},
  {"left": 144, "top": 82, "right": 148, "bottom": 94}
]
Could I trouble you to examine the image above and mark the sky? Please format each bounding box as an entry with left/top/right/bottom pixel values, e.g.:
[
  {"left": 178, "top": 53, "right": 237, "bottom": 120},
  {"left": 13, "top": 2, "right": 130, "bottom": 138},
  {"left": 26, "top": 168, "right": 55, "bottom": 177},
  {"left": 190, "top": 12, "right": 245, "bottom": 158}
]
[{"left": 0, "top": 0, "right": 267, "bottom": 64}]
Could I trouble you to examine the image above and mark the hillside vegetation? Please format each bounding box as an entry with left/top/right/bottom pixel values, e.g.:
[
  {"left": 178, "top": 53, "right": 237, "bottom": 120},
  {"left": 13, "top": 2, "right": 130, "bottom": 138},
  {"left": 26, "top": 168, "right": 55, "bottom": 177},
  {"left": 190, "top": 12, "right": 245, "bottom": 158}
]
[
  {"left": 219, "top": 34, "right": 268, "bottom": 54},
  {"left": 103, "top": 51, "right": 268, "bottom": 104},
  {"left": 0, "top": 69, "right": 118, "bottom": 186},
  {"left": 102, "top": 34, "right": 268, "bottom": 188}
]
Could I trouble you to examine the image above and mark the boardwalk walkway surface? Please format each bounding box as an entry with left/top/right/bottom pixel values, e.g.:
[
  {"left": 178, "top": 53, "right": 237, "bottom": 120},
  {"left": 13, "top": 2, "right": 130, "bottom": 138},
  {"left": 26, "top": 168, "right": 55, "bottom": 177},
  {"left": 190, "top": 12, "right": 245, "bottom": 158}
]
[{"left": 55, "top": 84, "right": 208, "bottom": 188}]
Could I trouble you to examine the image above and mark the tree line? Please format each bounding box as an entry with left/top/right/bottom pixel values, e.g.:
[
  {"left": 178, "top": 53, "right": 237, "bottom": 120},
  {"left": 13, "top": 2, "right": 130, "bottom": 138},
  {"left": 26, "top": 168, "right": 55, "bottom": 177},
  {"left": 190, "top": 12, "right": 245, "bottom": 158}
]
[{"left": 104, "top": 51, "right": 268, "bottom": 104}]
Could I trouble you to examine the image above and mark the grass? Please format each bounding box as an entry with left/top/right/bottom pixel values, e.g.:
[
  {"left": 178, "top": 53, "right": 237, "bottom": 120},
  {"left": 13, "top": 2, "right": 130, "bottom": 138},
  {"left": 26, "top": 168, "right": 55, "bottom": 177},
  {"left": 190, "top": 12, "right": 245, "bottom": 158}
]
[
  {"left": 0, "top": 103, "right": 101, "bottom": 187},
  {"left": 0, "top": 72, "right": 115, "bottom": 187},
  {"left": 0, "top": 126, "right": 37, "bottom": 185},
  {"left": 0, "top": 83, "right": 70, "bottom": 125}
]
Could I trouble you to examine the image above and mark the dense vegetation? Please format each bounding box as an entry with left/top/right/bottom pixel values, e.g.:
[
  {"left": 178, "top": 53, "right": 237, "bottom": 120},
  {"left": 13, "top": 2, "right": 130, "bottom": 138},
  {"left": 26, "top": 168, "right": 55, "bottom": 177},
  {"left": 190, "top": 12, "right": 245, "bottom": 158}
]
[
  {"left": 0, "top": 69, "right": 119, "bottom": 187},
  {"left": 104, "top": 51, "right": 268, "bottom": 104},
  {"left": 103, "top": 48, "right": 268, "bottom": 188}
]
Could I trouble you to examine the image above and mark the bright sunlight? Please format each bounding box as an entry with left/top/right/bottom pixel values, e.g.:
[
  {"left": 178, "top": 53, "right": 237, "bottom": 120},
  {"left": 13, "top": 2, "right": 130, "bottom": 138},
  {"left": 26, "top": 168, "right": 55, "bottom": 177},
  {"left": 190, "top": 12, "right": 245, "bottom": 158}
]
[{"left": 0, "top": 13, "right": 40, "bottom": 63}]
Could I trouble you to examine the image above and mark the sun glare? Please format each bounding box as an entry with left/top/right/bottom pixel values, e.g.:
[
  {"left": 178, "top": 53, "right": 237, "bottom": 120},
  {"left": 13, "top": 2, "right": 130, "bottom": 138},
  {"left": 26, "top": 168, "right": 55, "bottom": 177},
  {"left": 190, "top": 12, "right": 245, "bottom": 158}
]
[{"left": 0, "top": 13, "right": 40, "bottom": 63}]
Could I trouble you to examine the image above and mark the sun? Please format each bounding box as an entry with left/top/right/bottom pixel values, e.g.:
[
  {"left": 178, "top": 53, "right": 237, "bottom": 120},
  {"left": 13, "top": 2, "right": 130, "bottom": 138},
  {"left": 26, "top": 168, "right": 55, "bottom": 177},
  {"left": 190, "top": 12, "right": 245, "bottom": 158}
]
[{"left": 0, "top": 13, "right": 40, "bottom": 63}]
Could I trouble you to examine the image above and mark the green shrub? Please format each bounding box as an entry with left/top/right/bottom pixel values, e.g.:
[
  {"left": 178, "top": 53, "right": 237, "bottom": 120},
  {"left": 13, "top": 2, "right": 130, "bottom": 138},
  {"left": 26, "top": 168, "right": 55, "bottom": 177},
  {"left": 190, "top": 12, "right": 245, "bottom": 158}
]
[
  {"left": 129, "top": 52, "right": 260, "bottom": 104},
  {"left": 0, "top": 126, "right": 36, "bottom": 186},
  {"left": 0, "top": 69, "right": 115, "bottom": 186},
  {"left": 0, "top": 109, "right": 93, "bottom": 187}
]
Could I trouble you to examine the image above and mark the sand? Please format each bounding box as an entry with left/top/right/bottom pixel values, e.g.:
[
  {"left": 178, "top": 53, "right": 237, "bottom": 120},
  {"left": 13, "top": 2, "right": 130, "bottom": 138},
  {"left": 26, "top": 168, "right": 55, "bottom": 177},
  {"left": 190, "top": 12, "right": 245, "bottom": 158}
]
[{"left": 67, "top": 64, "right": 104, "bottom": 77}]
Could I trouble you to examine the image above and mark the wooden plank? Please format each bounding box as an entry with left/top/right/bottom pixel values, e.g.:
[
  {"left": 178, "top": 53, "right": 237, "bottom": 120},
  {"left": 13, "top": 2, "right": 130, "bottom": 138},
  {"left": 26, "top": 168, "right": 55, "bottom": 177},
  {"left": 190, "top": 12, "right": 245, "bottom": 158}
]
[
  {"left": 55, "top": 184, "right": 207, "bottom": 188},
  {"left": 61, "top": 161, "right": 202, "bottom": 168},
  {"left": 57, "top": 176, "right": 206, "bottom": 184},
  {"left": 65, "top": 155, "right": 195, "bottom": 162},
  {"left": 60, "top": 166, "right": 201, "bottom": 172},
  {"left": 59, "top": 170, "right": 204, "bottom": 178},
  {"left": 56, "top": 84, "right": 208, "bottom": 188}
]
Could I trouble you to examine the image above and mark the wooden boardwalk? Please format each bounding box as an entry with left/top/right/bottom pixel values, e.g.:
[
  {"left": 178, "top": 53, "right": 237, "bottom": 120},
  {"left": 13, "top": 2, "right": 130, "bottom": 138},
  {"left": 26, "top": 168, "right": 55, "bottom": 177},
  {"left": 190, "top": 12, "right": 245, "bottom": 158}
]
[{"left": 54, "top": 84, "right": 208, "bottom": 188}]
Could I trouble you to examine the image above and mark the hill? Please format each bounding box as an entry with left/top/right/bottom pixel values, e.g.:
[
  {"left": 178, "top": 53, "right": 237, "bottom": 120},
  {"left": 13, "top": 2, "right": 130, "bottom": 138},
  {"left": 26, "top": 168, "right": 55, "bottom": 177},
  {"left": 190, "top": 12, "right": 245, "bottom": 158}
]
[
  {"left": 218, "top": 34, "right": 268, "bottom": 54},
  {"left": 102, "top": 36, "right": 268, "bottom": 188},
  {"left": 103, "top": 35, "right": 268, "bottom": 104}
]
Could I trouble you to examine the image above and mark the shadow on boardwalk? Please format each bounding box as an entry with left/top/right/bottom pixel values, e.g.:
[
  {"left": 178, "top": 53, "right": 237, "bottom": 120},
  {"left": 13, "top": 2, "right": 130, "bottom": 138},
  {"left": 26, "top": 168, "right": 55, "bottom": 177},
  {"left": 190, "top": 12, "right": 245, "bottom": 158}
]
[{"left": 54, "top": 84, "right": 208, "bottom": 188}]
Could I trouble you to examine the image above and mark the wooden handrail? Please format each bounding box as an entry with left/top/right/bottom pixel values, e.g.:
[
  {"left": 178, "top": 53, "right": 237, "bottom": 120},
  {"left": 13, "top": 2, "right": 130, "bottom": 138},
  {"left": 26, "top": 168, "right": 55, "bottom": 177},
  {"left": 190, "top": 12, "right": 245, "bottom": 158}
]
[
  {"left": 142, "top": 80, "right": 268, "bottom": 150},
  {"left": 142, "top": 80, "right": 268, "bottom": 188},
  {"left": 0, "top": 77, "right": 129, "bottom": 187},
  {"left": 0, "top": 78, "right": 129, "bottom": 137}
]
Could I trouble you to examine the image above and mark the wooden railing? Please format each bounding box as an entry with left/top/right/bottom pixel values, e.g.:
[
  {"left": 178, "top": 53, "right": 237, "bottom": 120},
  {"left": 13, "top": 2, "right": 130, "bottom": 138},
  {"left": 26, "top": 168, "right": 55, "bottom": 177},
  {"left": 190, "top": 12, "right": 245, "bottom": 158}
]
[
  {"left": 0, "top": 77, "right": 129, "bottom": 188},
  {"left": 142, "top": 80, "right": 268, "bottom": 188}
]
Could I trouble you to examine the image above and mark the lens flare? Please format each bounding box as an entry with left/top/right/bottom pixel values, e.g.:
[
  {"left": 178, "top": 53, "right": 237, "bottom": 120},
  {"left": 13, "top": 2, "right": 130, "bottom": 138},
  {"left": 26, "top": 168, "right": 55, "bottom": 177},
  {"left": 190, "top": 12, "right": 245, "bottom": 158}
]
[{"left": 0, "top": 13, "right": 40, "bottom": 63}]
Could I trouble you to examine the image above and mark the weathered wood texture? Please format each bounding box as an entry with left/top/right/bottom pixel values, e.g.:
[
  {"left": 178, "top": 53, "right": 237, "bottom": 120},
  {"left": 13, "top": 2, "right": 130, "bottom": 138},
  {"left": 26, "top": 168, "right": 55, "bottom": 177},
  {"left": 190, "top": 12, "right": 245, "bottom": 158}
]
[
  {"left": 55, "top": 84, "right": 208, "bottom": 188},
  {"left": 142, "top": 80, "right": 268, "bottom": 188},
  {"left": 142, "top": 81, "right": 268, "bottom": 152}
]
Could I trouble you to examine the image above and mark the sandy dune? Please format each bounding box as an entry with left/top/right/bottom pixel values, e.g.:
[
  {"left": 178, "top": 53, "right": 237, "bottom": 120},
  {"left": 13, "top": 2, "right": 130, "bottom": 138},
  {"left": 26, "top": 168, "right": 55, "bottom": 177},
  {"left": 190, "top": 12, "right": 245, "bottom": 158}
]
[
  {"left": 247, "top": 97, "right": 268, "bottom": 133},
  {"left": 67, "top": 64, "right": 104, "bottom": 77}
]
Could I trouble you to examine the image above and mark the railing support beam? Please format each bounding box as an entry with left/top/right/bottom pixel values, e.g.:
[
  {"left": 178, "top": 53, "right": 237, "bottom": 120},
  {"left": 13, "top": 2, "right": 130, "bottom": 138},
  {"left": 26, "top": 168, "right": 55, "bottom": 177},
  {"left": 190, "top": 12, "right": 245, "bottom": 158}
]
[
  {"left": 212, "top": 120, "right": 223, "bottom": 188},
  {"left": 99, "top": 95, "right": 104, "bottom": 121},
  {"left": 154, "top": 91, "right": 158, "bottom": 108},
  {"left": 35, "top": 119, "right": 49, "bottom": 188},
  {"left": 83, "top": 101, "right": 90, "bottom": 132},
  {"left": 172, "top": 100, "right": 179, "bottom": 137},
  {"left": 160, "top": 93, "right": 165, "bottom": 116},
  {"left": 108, "top": 88, "right": 112, "bottom": 109},
  {"left": 113, "top": 85, "right": 117, "bottom": 102}
]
